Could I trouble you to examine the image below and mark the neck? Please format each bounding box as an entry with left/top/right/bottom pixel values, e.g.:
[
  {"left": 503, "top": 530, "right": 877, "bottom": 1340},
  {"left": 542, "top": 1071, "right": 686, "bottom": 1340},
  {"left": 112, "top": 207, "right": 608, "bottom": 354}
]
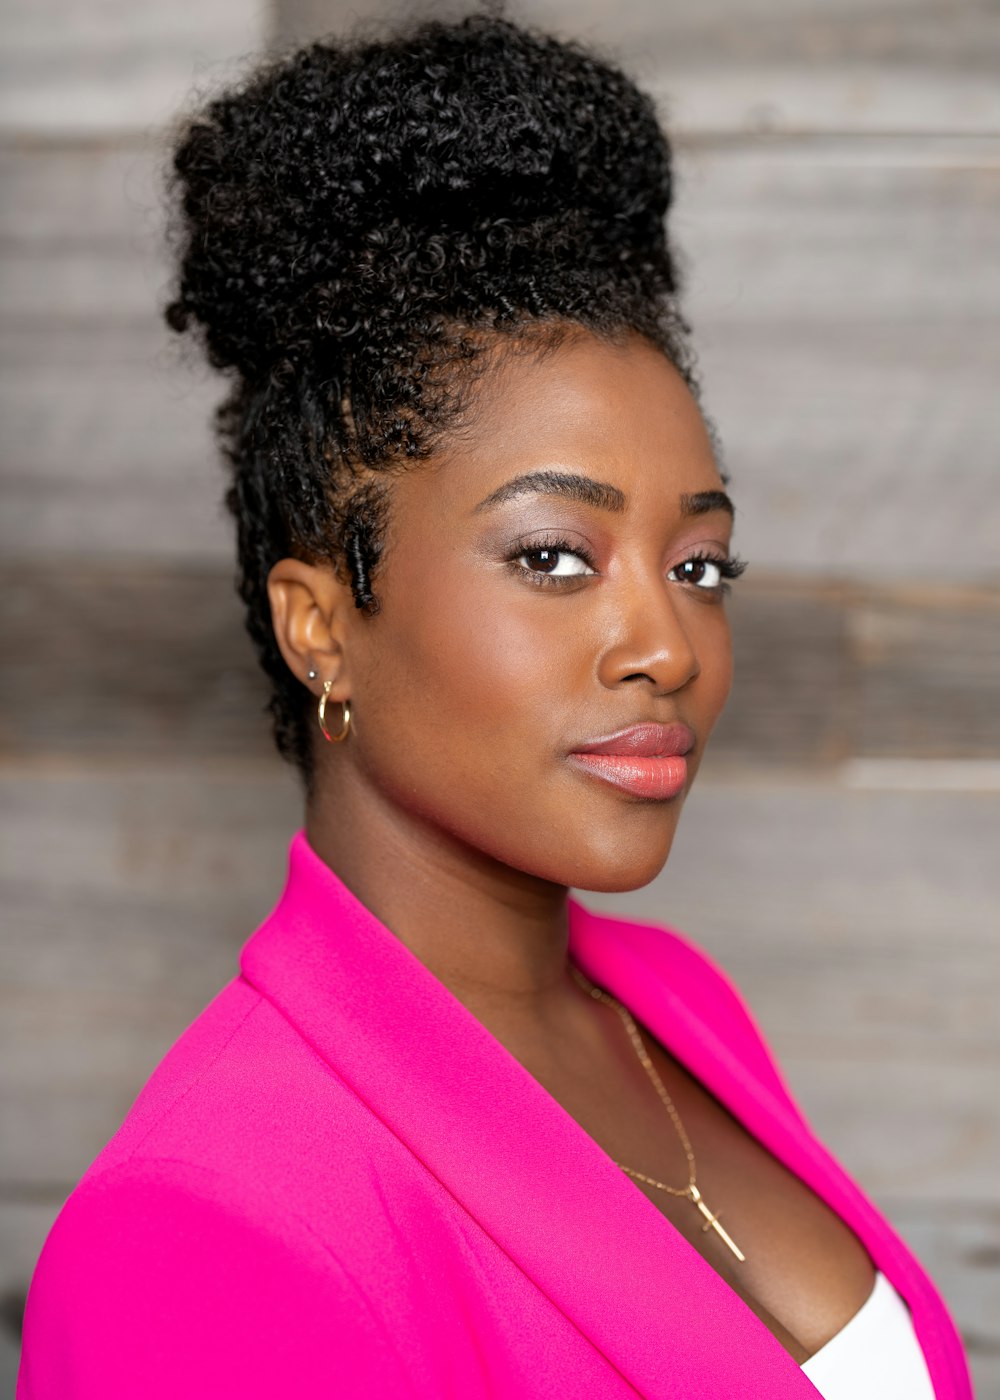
[{"left": 304, "top": 767, "right": 574, "bottom": 1022}]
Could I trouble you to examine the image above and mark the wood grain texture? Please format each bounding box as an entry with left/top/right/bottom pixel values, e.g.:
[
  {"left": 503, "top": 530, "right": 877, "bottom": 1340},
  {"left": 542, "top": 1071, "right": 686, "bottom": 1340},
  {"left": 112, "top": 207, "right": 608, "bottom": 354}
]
[
  {"left": 675, "top": 139, "right": 1000, "bottom": 581},
  {"left": 852, "top": 591, "right": 1000, "bottom": 757},
  {"left": 277, "top": 0, "right": 1000, "bottom": 136},
  {"left": 713, "top": 582, "right": 852, "bottom": 762},
  {"left": 0, "top": 323, "right": 233, "bottom": 561},
  {"left": 0, "top": 765, "right": 299, "bottom": 1185},
  {"left": 589, "top": 777, "right": 1000, "bottom": 952},
  {"left": 0, "top": 0, "right": 269, "bottom": 135},
  {"left": 1, "top": 563, "right": 272, "bottom": 759}
]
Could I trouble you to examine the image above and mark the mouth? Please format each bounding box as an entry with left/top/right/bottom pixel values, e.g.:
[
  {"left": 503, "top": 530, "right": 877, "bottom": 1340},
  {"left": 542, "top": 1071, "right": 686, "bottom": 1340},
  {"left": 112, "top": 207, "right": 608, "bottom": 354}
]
[{"left": 567, "top": 722, "right": 695, "bottom": 802}]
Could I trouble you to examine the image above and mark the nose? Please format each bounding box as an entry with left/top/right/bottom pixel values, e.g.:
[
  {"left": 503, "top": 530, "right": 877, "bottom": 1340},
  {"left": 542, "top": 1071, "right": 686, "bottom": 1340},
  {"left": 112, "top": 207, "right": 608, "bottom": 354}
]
[{"left": 595, "top": 576, "right": 700, "bottom": 695}]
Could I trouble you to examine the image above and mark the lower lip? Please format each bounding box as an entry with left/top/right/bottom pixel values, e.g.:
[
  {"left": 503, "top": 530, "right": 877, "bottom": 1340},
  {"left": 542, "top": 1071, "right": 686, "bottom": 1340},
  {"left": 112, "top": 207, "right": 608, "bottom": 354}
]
[{"left": 567, "top": 753, "right": 688, "bottom": 801}]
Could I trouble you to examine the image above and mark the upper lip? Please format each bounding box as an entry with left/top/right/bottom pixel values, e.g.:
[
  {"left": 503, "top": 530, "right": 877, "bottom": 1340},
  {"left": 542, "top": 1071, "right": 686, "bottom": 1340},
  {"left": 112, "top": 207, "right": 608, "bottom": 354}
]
[{"left": 570, "top": 722, "right": 696, "bottom": 758}]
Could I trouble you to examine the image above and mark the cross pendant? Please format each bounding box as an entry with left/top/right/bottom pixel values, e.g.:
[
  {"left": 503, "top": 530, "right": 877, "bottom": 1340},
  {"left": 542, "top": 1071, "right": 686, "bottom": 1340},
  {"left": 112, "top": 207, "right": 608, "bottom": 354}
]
[{"left": 686, "top": 1184, "right": 746, "bottom": 1262}]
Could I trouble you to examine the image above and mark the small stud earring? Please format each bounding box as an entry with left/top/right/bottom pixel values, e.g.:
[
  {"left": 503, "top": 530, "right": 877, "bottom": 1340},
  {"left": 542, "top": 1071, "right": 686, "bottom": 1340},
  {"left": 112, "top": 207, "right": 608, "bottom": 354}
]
[{"left": 307, "top": 669, "right": 318, "bottom": 682}]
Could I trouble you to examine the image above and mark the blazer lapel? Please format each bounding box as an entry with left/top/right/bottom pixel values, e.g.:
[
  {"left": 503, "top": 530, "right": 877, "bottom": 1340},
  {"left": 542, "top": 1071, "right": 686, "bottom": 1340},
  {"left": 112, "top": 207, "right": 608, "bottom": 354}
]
[
  {"left": 241, "top": 833, "right": 946, "bottom": 1398},
  {"left": 570, "top": 903, "right": 968, "bottom": 1400}
]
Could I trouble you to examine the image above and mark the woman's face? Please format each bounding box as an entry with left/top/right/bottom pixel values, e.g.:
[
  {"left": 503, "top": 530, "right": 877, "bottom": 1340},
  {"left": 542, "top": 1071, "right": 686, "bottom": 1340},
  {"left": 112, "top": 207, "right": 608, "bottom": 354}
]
[{"left": 330, "top": 330, "right": 736, "bottom": 892}]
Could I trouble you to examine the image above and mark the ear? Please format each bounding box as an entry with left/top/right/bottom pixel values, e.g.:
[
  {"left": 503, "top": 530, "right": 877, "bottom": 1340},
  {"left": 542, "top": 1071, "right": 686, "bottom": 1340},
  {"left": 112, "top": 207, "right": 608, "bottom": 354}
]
[{"left": 267, "top": 558, "right": 354, "bottom": 703}]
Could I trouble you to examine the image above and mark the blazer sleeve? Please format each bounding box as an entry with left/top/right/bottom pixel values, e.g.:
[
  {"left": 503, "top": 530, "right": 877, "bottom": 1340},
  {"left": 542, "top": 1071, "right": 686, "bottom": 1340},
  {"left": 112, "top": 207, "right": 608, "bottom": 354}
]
[{"left": 18, "top": 1157, "right": 418, "bottom": 1400}]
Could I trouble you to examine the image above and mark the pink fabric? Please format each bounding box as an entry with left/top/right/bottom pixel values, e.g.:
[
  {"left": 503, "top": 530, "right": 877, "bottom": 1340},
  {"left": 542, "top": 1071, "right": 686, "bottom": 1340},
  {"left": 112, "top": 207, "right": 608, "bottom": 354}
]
[{"left": 19, "top": 830, "right": 972, "bottom": 1398}]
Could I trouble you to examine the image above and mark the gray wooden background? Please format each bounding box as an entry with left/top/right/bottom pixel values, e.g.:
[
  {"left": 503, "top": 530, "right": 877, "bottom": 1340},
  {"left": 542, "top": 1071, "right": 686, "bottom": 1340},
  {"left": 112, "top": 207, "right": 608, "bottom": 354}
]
[{"left": 1, "top": 0, "right": 998, "bottom": 1393}]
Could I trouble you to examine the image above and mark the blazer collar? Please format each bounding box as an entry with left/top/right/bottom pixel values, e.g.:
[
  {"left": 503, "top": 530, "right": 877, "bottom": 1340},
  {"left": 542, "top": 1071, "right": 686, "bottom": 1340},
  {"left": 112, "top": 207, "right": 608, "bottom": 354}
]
[{"left": 240, "top": 832, "right": 958, "bottom": 1399}]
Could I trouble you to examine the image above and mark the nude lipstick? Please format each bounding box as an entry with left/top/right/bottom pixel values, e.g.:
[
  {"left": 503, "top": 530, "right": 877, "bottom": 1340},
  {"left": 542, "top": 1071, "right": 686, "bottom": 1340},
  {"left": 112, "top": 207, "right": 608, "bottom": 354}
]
[{"left": 567, "top": 722, "right": 695, "bottom": 801}]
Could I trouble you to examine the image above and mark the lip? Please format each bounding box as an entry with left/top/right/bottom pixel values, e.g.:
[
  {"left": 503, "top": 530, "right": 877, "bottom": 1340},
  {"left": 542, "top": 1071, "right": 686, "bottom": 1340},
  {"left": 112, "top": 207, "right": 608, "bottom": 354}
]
[
  {"left": 571, "top": 722, "right": 696, "bottom": 759},
  {"left": 567, "top": 723, "right": 695, "bottom": 801}
]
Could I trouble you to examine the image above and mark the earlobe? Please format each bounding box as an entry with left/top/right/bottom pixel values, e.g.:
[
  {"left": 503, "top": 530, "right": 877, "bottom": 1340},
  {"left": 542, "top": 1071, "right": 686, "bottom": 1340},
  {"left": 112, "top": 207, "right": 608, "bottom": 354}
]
[{"left": 266, "top": 558, "right": 353, "bottom": 694}]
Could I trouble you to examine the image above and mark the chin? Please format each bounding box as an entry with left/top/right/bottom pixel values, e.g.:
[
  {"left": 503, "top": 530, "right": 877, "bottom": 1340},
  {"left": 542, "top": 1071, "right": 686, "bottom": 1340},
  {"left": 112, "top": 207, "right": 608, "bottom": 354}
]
[
  {"left": 553, "top": 823, "right": 679, "bottom": 895},
  {"left": 569, "top": 859, "right": 672, "bottom": 896}
]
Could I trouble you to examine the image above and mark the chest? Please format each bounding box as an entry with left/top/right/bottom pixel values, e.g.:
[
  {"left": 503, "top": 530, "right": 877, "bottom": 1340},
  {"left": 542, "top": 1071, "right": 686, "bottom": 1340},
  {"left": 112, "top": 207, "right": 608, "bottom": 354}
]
[
  {"left": 523, "top": 1019, "right": 877, "bottom": 1367},
  {"left": 629, "top": 1061, "right": 877, "bottom": 1364}
]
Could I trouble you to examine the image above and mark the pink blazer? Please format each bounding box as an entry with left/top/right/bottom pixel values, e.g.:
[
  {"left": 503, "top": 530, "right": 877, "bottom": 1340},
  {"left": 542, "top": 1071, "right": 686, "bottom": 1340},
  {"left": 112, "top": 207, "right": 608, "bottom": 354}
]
[{"left": 19, "top": 831, "right": 972, "bottom": 1398}]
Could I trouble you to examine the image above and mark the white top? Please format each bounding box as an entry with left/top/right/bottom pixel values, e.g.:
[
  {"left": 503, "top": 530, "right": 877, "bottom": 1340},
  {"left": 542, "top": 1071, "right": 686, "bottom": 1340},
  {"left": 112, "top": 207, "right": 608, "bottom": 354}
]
[{"left": 801, "top": 1269, "right": 936, "bottom": 1399}]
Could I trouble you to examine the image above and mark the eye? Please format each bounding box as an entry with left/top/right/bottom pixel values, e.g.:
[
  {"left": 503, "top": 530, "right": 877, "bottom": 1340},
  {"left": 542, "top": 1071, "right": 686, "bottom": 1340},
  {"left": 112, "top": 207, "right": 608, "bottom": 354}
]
[
  {"left": 517, "top": 546, "right": 594, "bottom": 578},
  {"left": 668, "top": 553, "right": 748, "bottom": 592},
  {"left": 506, "top": 535, "right": 598, "bottom": 586},
  {"left": 670, "top": 556, "right": 723, "bottom": 588}
]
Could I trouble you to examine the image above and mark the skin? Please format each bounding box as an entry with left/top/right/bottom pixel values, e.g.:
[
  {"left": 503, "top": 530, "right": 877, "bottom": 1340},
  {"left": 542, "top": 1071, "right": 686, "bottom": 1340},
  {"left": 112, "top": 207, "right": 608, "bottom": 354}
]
[{"left": 268, "top": 328, "right": 874, "bottom": 1364}]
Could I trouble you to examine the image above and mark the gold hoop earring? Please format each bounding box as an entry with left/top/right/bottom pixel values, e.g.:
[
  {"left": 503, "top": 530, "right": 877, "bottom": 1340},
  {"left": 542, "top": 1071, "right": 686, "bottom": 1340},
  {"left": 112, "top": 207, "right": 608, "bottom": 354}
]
[{"left": 317, "top": 680, "right": 351, "bottom": 743}]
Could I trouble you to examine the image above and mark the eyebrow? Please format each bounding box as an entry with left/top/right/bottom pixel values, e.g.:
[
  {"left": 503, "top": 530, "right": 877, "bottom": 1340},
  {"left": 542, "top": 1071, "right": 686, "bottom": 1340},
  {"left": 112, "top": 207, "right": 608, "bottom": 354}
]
[
  {"left": 473, "top": 470, "right": 625, "bottom": 515},
  {"left": 680, "top": 488, "right": 735, "bottom": 520},
  {"left": 472, "top": 470, "right": 735, "bottom": 520}
]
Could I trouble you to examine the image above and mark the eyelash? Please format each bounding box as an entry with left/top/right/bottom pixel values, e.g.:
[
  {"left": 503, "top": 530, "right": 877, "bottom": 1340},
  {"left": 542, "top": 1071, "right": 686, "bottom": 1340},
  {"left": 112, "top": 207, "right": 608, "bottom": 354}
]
[
  {"left": 506, "top": 536, "right": 749, "bottom": 596},
  {"left": 505, "top": 535, "right": 598, "bottom": 584}
]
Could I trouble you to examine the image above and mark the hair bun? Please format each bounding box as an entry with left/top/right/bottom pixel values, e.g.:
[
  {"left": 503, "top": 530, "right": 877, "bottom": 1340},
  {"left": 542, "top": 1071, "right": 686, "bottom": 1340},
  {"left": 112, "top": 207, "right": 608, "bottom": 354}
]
[{"left": 166, "top": 14, "right": 678, "bottom": 379}]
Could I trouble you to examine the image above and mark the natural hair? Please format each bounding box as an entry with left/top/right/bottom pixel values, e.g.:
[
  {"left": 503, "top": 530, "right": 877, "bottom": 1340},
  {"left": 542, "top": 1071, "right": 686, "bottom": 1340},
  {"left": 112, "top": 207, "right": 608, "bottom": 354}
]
[{"left": 165, "top": 9, "right": 706, "bottom": 786}]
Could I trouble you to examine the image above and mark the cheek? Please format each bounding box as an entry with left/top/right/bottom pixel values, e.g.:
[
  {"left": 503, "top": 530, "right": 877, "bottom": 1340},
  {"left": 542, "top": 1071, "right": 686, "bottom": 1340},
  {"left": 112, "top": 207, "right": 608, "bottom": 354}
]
[
  {"left": 701, "top": 612, "right": 734, "bottom": 716},
  {"left": 353, "top": 566, "right": 572, "bottom": 812},
  {"left": 673, "top": 608, "right": 733, "bottom": 786}
]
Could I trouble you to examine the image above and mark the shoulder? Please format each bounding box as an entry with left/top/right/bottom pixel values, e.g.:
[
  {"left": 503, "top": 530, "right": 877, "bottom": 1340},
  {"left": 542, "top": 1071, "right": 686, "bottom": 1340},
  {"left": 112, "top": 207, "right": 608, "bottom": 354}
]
[
  {"left": 19, "top": 1155, "right": 414, "bottom": 1400},
  {"left": 92, "top": 976, "right": 267, "bottom": 1166},
  {"left": 89, "top": 974, "right": 366, "bottom": 1181},
  {"left": 20, "top": 977, "right": 445, "bottom": 1397}
]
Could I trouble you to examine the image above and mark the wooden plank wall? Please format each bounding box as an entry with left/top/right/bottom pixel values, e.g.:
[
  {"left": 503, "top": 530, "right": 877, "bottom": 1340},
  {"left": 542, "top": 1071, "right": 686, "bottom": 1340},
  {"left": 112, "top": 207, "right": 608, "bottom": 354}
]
[
  {"left": 0, "top": 1, "right": 275, "bottom": 1390},
  {"left": 2, "top": 0, "right": 999, "bottom": 1392}
]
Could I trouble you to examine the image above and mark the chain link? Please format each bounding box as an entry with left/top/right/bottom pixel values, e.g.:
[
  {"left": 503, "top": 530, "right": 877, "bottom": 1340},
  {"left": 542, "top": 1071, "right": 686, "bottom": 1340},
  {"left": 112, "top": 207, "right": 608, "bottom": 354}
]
[{"left": 570, "top": 963, "right": 697, "bottom": 1198}]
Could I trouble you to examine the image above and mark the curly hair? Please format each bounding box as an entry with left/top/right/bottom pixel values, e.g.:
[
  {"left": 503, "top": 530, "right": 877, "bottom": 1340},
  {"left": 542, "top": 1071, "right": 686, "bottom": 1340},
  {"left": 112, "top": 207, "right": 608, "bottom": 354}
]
[{"left": 165, "top": 10, "right": 706, "bottom": 786}]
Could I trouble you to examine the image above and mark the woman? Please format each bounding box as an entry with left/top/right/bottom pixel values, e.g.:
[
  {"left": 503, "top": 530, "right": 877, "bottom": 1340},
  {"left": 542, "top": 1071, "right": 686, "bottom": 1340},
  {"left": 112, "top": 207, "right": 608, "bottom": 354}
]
[{"left": 18, "top": 13, "right": 971, "bottom": 1399}]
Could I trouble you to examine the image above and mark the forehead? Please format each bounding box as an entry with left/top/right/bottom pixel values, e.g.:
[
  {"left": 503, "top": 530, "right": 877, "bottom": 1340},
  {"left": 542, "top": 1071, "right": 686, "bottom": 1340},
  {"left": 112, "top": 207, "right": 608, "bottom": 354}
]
[{"left": 418, "top": 329, "right": 723, "bottom": 514}]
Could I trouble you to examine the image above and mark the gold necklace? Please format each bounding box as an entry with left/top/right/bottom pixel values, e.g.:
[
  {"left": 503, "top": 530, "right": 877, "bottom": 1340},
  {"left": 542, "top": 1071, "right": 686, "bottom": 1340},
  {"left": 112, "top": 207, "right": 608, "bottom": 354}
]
[{"left": 570, "top": 964, "right": 747, "bottom": 1263}]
